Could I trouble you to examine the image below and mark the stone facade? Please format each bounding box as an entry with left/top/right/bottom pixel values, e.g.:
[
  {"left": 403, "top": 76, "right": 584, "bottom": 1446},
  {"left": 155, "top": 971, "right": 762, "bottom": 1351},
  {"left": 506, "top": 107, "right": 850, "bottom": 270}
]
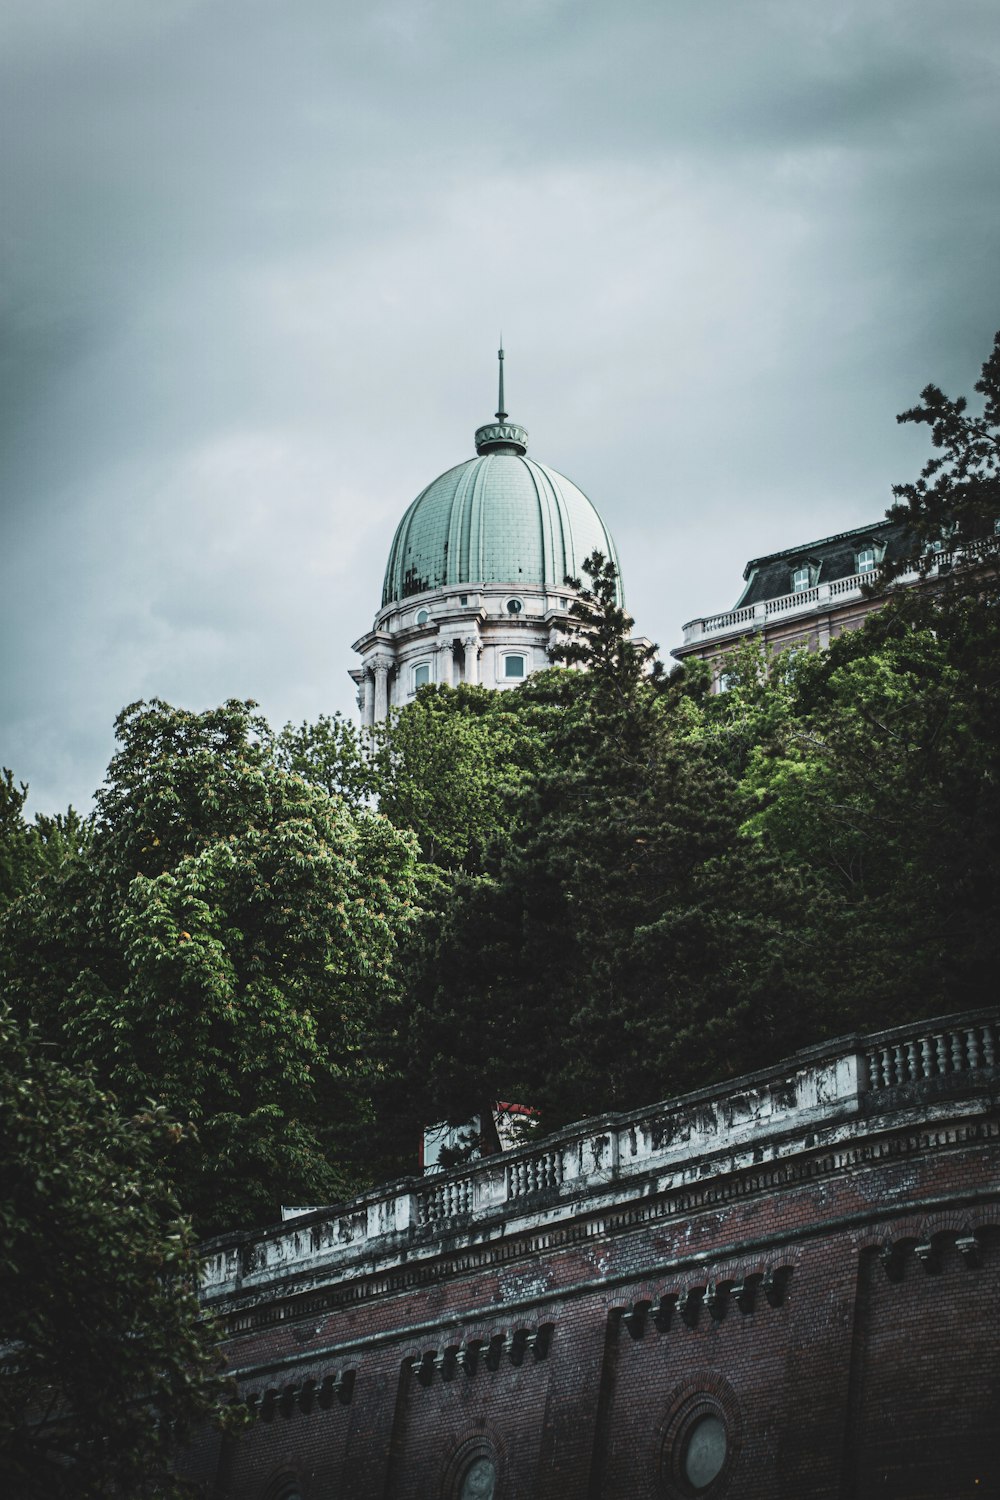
[
  {"left": 188, "top": 1007, "right": 1000, "bottom": 1498},
  {"left": 350, "top": 583, "right": 576, "bottom": 723},
  {"left": 671, "top": 519, "right": 913, "bottom": 676}
]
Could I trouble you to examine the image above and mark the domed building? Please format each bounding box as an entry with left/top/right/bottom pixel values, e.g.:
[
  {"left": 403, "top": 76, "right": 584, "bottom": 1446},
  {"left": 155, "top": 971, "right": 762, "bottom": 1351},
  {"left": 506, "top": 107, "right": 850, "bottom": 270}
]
[{"left": 350, "top": 351, "right": 622, "bottom": 723}]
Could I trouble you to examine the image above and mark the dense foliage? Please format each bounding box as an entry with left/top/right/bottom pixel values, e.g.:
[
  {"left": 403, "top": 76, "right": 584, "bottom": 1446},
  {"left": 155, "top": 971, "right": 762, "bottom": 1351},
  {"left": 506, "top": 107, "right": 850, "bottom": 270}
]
[
  {"left": 2, "top": 700, "right": 418, "bottom": 1234},
  {"left": 883, "top": 328, "right": 1000, "bottom": 582},
  {"left": 394, "top": 565, "right": 999, "bottom": 1136},
  {"left": 0, "top": 1008, "right": 236, "bottom": 1498}
]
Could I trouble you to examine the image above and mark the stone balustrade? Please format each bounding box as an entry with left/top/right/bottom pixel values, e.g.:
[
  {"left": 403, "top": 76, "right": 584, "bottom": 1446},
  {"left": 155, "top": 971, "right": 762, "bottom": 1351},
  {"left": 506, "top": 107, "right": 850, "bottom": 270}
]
[
  {"left": 199, "top": 1006, "right": 999, "bottom": 1304},
  {"left": 680, "top": 539, "right": 993, "bottom": 647}
]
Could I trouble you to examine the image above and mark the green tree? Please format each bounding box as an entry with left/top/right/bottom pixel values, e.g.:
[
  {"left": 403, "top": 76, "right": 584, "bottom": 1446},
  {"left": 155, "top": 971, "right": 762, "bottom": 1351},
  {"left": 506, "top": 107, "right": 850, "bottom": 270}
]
[
  {"left": 274, "top": 712, "right": 376, "bottom": 808},
  {"left": 739, "top": 591, "right": 1000, "bottom": 1025},
  {"left": 883, "top": 328, "right": 1000, "bottom": 584},
  {"left": 278, "top": 685, "right": 544, "bottom": 885},
  {"left": 0, "top": 769, "right": 88, "bottom": 912},
  {"left": 0, "top": 1007, "right": 237, "bottom": 1499},
  {"left": 401, "top": 567, "right": 826, "bottom": 1134},
  {"left": 1, "top": 700, "right": 418, "bottom": 1233},
  {"left": 549, "top": 549, "right": 660, "bottom": 701}
]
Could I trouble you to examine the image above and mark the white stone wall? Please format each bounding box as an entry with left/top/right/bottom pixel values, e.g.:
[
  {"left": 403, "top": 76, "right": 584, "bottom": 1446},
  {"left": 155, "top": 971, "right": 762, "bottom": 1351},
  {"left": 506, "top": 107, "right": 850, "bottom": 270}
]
[{"left": 351, "top": 583, "right": 575, "bottom": 721}]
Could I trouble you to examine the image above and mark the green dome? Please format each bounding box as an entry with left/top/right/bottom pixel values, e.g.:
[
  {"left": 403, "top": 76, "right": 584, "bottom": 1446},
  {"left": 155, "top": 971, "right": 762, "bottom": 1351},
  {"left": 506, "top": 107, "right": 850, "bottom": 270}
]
[{"left": 381, "top": 445, "right": 622, "bottom": 607}]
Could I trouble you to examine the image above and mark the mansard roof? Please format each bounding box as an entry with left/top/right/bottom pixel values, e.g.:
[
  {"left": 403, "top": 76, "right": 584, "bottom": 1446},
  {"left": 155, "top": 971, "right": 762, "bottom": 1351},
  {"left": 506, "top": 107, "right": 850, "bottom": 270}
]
[{"left": 736, "top": 518, "right": 912, "bottom": 608}]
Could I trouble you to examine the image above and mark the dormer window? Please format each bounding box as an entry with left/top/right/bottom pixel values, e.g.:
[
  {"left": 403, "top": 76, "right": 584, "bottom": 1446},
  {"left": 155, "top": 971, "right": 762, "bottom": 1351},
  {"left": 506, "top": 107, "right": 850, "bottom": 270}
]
[
  {"left": 791, "top": 565, "right": 812, "bottom": 593},
  {"left": 857, "top": 547, "right": 876, "bottom": 575}
]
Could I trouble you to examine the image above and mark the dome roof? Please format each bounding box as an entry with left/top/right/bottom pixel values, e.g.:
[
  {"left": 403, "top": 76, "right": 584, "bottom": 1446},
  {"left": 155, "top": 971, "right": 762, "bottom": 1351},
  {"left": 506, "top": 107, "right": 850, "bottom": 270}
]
[{"left": 381, "top": 428, "right": 622, "bottom": 609}]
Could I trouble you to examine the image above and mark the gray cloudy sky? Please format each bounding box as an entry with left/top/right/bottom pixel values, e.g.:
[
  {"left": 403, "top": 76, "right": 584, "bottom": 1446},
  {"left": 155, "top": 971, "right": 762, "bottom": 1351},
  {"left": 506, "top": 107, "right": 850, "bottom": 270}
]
[{"left": 3, "top": 0, "right": 999, "bottom": 813}]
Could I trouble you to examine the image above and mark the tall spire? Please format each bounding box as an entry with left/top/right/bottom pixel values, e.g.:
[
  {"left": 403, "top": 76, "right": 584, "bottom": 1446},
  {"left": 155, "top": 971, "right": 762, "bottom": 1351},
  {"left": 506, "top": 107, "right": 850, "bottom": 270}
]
[
  {"left": 496, "top": 340, "right": 507, "bottom": 422},
  {"left": 475, "top": 341, "right": 528, "bottom": 455}
]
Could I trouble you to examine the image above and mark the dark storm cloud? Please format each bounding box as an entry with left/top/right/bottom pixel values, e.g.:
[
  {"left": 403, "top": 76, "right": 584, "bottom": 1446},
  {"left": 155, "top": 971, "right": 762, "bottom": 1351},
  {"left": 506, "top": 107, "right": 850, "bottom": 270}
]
[{"left": 2, "top": 0, "right": 999, "bottom": 811}]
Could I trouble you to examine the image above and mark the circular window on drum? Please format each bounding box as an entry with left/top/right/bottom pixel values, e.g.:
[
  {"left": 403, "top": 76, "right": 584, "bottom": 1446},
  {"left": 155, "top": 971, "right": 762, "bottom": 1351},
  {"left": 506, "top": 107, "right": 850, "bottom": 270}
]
[{"left": 505, "top": 597, "right": 523, "bottom": 616}]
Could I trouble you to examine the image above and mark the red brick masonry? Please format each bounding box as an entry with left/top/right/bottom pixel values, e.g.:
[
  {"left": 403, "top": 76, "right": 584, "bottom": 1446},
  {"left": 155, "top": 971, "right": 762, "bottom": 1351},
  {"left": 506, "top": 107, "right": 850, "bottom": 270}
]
[{"left": 190, "top": 1009, "right": 1000, "bottom": 1500}]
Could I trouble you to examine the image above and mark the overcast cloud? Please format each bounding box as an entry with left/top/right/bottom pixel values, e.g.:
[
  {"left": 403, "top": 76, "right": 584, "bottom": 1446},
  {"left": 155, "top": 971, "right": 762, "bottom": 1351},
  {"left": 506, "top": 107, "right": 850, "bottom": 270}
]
[{"left": 3, "top": 0, "right": 999, "bottom": 812}]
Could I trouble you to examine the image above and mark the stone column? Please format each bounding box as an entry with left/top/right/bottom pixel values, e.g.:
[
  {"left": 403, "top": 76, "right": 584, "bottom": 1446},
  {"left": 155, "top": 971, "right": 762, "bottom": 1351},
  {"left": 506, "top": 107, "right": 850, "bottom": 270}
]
[
  {"left": 373, "top": 659, "right": 391, "bottom": 722},
  {"left": 462, "top": 635, "right": 480, "bottom": 687},
  {"left": 437, "top": 638, "right": 453, "bottom": 688},
  {"left": 363, "top": 669, "right": 376, "bottom": 728}
]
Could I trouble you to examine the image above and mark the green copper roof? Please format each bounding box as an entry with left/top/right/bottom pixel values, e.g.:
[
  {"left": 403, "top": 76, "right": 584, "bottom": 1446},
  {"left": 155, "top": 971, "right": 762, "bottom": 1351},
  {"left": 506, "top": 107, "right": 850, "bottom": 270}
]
[{"left": 381, "top": 449, "right": 622, "bottom": 607}]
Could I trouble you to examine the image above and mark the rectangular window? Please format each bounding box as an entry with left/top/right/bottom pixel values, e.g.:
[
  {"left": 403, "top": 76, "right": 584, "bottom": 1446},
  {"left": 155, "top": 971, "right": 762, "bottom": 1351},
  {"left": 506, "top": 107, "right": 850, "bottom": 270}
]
[
  {"left": 857, "top": 547, "right": 876, "bottom": 574},
  {"left": 504, "top": 655, "right": 525, "bottom": 679},
  {"left": 413, "top": 662, "right": 430, "bottom": 688},
  {"left": 791, "top": 566, "right": 811, "bottom": 593}
]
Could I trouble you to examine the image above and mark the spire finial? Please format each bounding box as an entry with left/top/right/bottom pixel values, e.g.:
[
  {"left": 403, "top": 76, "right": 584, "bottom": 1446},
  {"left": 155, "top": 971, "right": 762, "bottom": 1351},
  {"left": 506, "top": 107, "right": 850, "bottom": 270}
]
[
  {"left": 496, "top": 339, "right": 507, "bottom": 422},
  {"left": 475, "top": 341, "right": 527, "bottom": 454}
]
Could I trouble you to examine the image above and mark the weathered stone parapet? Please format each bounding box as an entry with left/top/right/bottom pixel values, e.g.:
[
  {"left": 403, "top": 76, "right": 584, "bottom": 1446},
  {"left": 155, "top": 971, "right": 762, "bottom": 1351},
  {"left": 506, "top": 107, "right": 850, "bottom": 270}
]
[{"left": 199, "top": 1007, "right": 999, "bottom": 1306}]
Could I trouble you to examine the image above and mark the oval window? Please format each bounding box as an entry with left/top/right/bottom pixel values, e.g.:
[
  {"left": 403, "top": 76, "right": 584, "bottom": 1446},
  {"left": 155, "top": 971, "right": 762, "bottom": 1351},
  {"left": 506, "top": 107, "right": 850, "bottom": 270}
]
[
  {"left": 460, "top": 1456, "right": 496, "bottom": 1499},
  {"left": 416, "top": 608, "right": 430, "bottom": 625},
  {"left": 682, "top": 1414, "right": 727, "bottom": 1491}
]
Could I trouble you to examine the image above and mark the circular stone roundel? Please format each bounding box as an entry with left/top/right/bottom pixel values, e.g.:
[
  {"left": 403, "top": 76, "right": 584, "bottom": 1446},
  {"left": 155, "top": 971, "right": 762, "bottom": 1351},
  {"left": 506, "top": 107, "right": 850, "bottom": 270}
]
[{"left": 656, "top": 1374, "right": 742, "bottom": 1499}]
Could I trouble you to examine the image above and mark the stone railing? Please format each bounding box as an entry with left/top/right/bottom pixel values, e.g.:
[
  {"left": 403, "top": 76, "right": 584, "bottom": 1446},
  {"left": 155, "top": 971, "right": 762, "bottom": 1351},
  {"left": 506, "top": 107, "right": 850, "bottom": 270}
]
[
  {"left": 199, "top": 1007, "right": 998, "bottom": 1303},
  {"left": 679, "top": 537, "right": 997, "bottom": 648},
  {"left": 680, "top": 569, "right": 878, "bottom": 645},
  {"left": 865, "top": 1018, "right": 997, "bottom": 1090}
]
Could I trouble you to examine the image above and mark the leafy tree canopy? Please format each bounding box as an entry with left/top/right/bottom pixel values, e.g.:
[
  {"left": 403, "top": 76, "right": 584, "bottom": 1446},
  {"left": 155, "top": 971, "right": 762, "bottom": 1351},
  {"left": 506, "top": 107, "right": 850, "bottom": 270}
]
[
  {"left": 278, "top": 684, "right": 547, "bottom": 886},
  {"left": 1, "top": 700, "right": 419, "bottom": 1234},
  {"left": 0, "top": 1007, "right": 237, "bottom": 1499},
  {"left": 0, "top": 769, "right": 88, "bottom": 912},
  {"left": 883, "top": 328, "right": 1000, "bottom": 583}
]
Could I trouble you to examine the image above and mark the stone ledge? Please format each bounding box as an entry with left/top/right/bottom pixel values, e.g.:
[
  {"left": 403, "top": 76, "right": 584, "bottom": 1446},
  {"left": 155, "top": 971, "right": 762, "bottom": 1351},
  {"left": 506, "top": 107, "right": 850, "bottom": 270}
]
[{"left": 199, "top": 1007, "right": 999, "bottom": 1312}]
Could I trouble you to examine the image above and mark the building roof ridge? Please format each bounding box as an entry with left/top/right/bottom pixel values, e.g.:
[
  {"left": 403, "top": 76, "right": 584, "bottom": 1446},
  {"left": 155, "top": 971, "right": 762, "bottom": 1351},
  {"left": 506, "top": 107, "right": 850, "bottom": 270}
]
[{"left": 742, "top": 516, "right": 905, "bottom": 577}]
